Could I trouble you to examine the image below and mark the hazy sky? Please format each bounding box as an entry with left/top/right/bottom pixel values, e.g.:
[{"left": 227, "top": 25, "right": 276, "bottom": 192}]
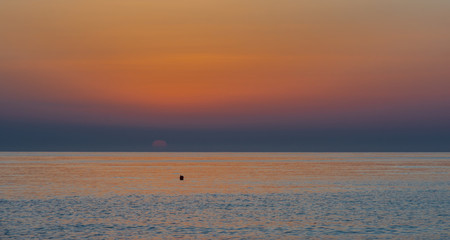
[{"left": 1, "top": 1, "right": 449, "bottom": 151}]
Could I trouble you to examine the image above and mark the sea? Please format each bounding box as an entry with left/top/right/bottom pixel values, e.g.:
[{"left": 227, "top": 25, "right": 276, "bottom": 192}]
[{"left": 1, "top": 152, "right": 449, "bottom": 239}]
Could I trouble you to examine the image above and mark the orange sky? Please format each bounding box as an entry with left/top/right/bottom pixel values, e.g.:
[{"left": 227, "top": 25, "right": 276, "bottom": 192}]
[{"left": 1, "top": 0, "right": 449, "bottom": 128}]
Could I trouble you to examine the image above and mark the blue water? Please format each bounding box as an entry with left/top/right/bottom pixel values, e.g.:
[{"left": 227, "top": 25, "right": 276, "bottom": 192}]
[{"left": 1, "top": 152, "right": 449, "bottom": 239}]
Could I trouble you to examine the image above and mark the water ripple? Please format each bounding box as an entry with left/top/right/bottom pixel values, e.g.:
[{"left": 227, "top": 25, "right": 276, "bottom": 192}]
[{"left": 1, "top": 190, "right": 449, "bottom": 239}]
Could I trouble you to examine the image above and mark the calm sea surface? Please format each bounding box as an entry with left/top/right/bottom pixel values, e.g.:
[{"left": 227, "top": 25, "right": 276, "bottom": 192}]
[{"left": 1, "top": 152, "right": 449, "bottom": 239}]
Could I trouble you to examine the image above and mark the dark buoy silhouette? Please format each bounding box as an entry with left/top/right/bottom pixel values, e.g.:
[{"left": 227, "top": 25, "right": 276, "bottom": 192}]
[{"left": 179, "top": 175, "right": 184, "bottom": 181}]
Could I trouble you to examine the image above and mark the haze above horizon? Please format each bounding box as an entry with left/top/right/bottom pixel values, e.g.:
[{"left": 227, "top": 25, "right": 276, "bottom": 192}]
[{"left": 1, "top": 0, "right": 449, "bottom": 151}]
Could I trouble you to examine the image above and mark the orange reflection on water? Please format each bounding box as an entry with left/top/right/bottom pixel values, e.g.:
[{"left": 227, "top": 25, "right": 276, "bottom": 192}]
[{"left": 1, "top": 152, "right": 449, "bottom": 199}]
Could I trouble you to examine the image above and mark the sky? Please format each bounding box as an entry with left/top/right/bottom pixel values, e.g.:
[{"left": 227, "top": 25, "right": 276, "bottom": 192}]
[{"left": 1, "top": 0, "right": 450, "bottom": 151}]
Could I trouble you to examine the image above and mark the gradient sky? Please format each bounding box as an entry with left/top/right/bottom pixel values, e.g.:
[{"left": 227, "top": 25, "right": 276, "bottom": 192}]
[{"left": 1, "top": 0, "right": 450, "bottom": 151}]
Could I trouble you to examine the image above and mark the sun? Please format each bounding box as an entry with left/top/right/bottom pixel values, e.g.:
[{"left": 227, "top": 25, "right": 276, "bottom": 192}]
[{"left": 152, "top": 140, "right": 168, "bottom": 148}]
